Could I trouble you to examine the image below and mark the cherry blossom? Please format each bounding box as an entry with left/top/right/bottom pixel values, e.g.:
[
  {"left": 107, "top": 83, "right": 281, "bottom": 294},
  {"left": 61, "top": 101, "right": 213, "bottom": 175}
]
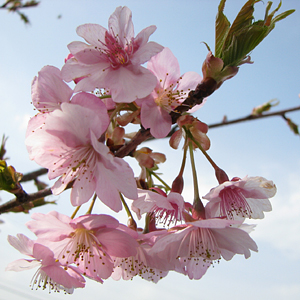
[
  {"left": 61, "top": 6, "right": 163, "bottom": 103},
  {"left": 136, "top": 47, "right": 202, "bottom": 138},
  {"left": 112, "top": 229, "right": 170, "bottom": 283},
  {"left": 31, "top": 65, "right": 73, "bottom": 113},
  {"left": 25, "top": 95, "right": 138, "bottom": 211},
  {"left": 6, "top": 234, "right": 85, "bottom": 293},
  {"left": 132, "top": 189, "right": 185, "bottom": 225},
  {"left": 26, "top": 211, "right": 138, "bottom": 282},
  {"left": 203, "top": 176, "right": 276, "bottom": 219},
  {"left": 150, "top": 217, "right": 258, "bottom": 279}
]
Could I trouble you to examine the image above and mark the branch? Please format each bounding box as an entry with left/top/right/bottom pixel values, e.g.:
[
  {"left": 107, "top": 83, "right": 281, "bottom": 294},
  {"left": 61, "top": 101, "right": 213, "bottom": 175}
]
[
  {"left": 20, "top": 167, "right": 48, "bottom": 182},
  {"left": 1, "top": 105, "right": 299, "bottom": 214},
  {"left": 208, "top": 105, "right": 300, "bottom": 128},
  {"left": 0, "top": 187, "right": 51, "bottom": 214},
  {"left": 0, "top": 181, "right": 73, "bottom": 214}
]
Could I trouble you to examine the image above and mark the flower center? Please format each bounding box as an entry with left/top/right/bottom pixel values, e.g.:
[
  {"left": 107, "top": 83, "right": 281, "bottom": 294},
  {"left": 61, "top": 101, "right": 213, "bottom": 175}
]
[
  {"left": 220, "top": 187, "right": 253, "bottom": 219},
  {"left": 188, "top": 227, "right": 220, "bottom": 261},
  {"left": 53, "top": 145, "right": 97, "bottom": 185},
  {"left": 31, "top": 267, "right": 71, "bottom": 293},
  {"left": 154, "top": 74, "right": 188, "bottom": 112},
  {"left": 97, "top": 31, "right": 133, "bottom": 69}
]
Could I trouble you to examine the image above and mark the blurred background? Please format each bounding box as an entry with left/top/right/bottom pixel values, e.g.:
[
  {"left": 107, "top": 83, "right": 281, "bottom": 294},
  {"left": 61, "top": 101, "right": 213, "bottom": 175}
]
[{"left": 0, "top": 0, "right": 299, "bottom": 299}]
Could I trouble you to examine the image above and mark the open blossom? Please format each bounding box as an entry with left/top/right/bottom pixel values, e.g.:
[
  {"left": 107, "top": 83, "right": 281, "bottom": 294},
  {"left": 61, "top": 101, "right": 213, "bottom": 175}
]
[
  {"left": 6, "top": 234, "right": 85, "bottom": 293},
  {"left": 26, "top": 65, "right": 74, "bottom": 136},
  {"left": 26, "top": 211, "right": 138, "bottom": 282},
  {"left": 132, "top": 189, "right": 185, "bottom": 225},
  {"left": 25, "top": 94, "right": 138, "bottom": 211},
  {"left": 150, "top": 217, "right": 258, "bottom": 280},
  {"left": 112, "top": 228, "right": 170, "bottom": 283},
  {"left": 136, "top": 47, "right": 203, "bottom": 138},
  {"left": 61, "top": 6, "right": 163, "bottom": 103},
  {"left": 203, "top": 176, "right": 276, "bottom": 219},
  {"left": 31, "top": 65, "right": 73, "bottom": 113}
]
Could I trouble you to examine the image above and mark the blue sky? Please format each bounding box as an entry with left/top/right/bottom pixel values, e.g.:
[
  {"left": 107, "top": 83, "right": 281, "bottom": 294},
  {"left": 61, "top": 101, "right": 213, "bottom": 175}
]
[{"left": 0, "top": 0, "right": 300, "bottom": 299}]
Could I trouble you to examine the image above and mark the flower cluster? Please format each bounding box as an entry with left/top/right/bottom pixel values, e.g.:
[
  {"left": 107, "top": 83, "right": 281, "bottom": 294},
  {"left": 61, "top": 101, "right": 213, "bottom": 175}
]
[{"left": 7, "top": 4, "right": 279, "bottom": 294}]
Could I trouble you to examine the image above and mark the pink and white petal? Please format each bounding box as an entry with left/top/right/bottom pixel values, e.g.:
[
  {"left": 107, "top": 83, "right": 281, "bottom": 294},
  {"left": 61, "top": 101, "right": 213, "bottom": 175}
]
[
  {"left": 71, "top": 93, "right": 109, "bottom": 133},
  {"left": 74, "top": 214, "right": 119, "bottom": 230},
  {"left": 32, "top": 65, "right": 72, "bottom": 112},
  {"left": 76, "top": 23, "right": 107, "bottom": 47},
  {"left": 5, "top": 259, "right": 40, "bottom": 271},
  {"left": 212, "top": 227, "right": 258, "bottom": 259},
  {"left": 243, "top": 176, "right": 276, "bottom": 198},
  {"left": 131, "top": 41, "right": 164, "bottom": 65},
  {"left": 189, "top": 218, "right": 239, "bottom": 229},
  {"left": 26, "top": 113, "right": 48, "bottom": 140},
  {"left": 96, "top": 228, "right": 138, "bottom": 257},
  {"left": 67, "top": 41, "right": 91, "bottom": 55},
  {"left": 182, "top": 257, "right": 211, "bottom": 280},
  {"left": 26, "top": 212, "right": 73, "bottom": 241},
  {"left": 74, "top": 48, "right": 105, "bottom": 64},
  {"left": 177, "top": 71, "right": 202, "bottom": 93},
  {"left": 108, "top": 6, "right": 134, "bottom": 44},
  {"left": 70, "top": 176, "right": 96, "bottom": 206},
  {"left": 95, "top": 165, "right": 123, "bottom": 212},
  {"left": 247, "top": 198, "right": 272, "bottom": 218},
  {"left": 169, "top": 129, "right": 183, "bottom": 149},
  {"left": 51, "top": 177, "right": 69, "bottom": 194},
  {"left": 134, "top": 25, "right": 157, "bottom": 48},
  {"left": 147, "top": 47, "right": 180, "bottom": 87},
  {"left": 41, "top": 264, "right": 85, "bottom": 289},
  {"left": 140, "top": 100, "right": 172, "bottom": 138},
  {"left": 105, "top": 65, "right": 156, "bottom": 103},
  {"left": 7, "top": 234, "right": 34, "bottom": 256}
]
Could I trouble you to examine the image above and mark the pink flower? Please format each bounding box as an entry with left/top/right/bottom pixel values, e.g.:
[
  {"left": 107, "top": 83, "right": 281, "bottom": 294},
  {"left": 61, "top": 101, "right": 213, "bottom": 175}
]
[
  {"left": 6, "top": 234, "right": 85, "bottom": 293},
  {"left": 31, "top": 65, "right": 73, "bottom": 113},
  {"left": 136, "top": 47, "right": 203, "bottom": 138},
  {"left": 203, "top": 176, "right": 276, "bottom": 219},
  {"left": 112, "top": 229, "right": 170, "bottom": 283},
  {"left": 61, "top": 6, "right": 163, "bottom": 103},
  {"left": 25, "top": 95, "right": 138, "bottom": 211},
  {"left": 26, "top": 65, "right": 74, "bottom": 138},
  {"left": 26, "top": 211, "right": 139, "bottom": 282},
  {"left": 150, "top": 218, "right": 258, "bottom": 279},
  {"left": 132, "top": 189, "right": 185, "bottom": 225}
]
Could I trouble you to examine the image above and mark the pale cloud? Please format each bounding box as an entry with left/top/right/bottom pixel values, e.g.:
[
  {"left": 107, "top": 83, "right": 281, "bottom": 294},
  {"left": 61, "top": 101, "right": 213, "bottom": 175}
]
[{"left": 14, "top": 114, "right": 31, "bottom": 131}]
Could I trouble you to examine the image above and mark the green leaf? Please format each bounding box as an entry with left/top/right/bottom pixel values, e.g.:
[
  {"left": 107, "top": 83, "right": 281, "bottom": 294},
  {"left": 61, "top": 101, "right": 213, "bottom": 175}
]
[
  {"left": 222, "top": 25, "right": 268, "bottom": 66},
  {"left": 217, "top": 0, "right": 295, "bottom": 67},
  {"left": 223, "top": 0, "right": 260, "bottom": 53},
  {"left": 215, "top": 0, "right": 231, "bottom": 58}
]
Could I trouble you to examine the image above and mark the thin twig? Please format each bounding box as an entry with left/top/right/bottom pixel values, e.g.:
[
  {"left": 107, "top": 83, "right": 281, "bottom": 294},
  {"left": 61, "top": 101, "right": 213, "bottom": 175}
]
[
  {"left": 1, "top": 105, "right": 299, "bottom": 214},
  {"left": 20, "top": 168, "right": 48, "bottom": 182},
  {"left": 208, "top": 105, "right": 300, "bottom": 128}
]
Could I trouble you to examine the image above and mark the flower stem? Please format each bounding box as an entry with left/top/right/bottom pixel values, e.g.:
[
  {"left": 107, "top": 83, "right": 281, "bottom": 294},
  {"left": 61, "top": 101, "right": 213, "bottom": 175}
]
[
  {"left": 188, "top": 141, "right": 205, "bottom": 218},
  {"left": 86, "top": 194, "right": 97, "bottom": 214},
  {"left": 71, "top": 205, "right": 81, "bottom": 219},
  {"left": 186, "top": 130, "right": 229, "bottom": 183},
  {"left": 148, "top": 170, "right": 171, "bottom": 191},
  {"left": 120, "top": 193, "right": 134, "bottom": 220},
  {"left": 179, "top": 145, "right": 188, "bottom": 177}
]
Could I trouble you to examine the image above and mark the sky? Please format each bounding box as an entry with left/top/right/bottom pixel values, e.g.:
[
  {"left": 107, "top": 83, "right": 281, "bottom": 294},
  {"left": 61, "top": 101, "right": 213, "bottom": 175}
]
[{"left": 0, "top": 0, "right": 300, "bottom": 299}]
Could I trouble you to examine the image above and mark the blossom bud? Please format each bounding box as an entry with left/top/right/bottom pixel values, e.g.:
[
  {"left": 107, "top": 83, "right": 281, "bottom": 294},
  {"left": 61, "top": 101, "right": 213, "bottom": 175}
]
[
  {"left": 252, "top": 99, "right": 279, "bottom": 115},
  {"left": 171, "top": 175, "right": 184, "bottom": 194},
  {"left": 0, "top": 160, "right": 23, "bottom": 194},
  {"left": 215, "top": 167, "right": 229, "bottom": 184},
  {"left": 134, "top": 147, "right": 166, "bottom": 169}
]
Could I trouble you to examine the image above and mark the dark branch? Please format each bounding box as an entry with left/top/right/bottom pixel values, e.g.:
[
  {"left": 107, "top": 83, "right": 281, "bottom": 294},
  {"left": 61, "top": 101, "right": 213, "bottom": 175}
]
[
  {"left": 208, "top": 105, "right": 300, "bottom": 128},
  {"left": 20, "top": 167, "right": 48, "bottom": 182}
]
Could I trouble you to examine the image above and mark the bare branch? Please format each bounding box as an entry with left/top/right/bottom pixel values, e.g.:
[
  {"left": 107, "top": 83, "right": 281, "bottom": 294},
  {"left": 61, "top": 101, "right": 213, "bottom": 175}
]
[{"left": 208, "top": 105, "right": 300, "bottom": 128}]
